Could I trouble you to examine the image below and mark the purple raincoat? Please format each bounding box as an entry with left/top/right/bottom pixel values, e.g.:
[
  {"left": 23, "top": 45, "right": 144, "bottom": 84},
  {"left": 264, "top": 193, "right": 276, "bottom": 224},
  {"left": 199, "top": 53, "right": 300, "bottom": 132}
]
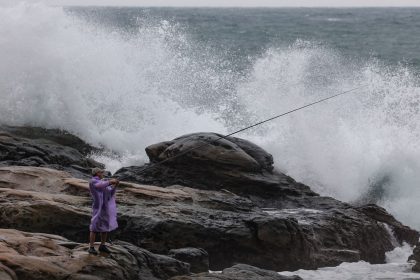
[{"left": 89, "top": 176, "right": 118, "bottom": 233}]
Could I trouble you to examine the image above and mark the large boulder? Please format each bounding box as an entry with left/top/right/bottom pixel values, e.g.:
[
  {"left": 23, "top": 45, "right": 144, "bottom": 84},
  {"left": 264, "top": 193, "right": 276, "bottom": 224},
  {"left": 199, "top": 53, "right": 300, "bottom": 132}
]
[
  {"left": 0, "top": 228, "right": 189, "bottom": 280},
  {"left": 114, "top": 133, "right": 316, "bottom": 198},
  {"left": 145, "top": 133, "right": 274, "bottom": 172},
  {"left": 0, "top": 126, "right": 102, "bottom": 178},
  {"left": 112, "top": 133, "right": 419, "bottom": 268}
]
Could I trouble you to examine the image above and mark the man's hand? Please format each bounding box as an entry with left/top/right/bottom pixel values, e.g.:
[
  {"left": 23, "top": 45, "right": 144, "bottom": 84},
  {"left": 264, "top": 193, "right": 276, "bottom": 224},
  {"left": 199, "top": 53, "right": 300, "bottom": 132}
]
[{"left": 109, "top": 179, "right": 120, "bottom": 186}]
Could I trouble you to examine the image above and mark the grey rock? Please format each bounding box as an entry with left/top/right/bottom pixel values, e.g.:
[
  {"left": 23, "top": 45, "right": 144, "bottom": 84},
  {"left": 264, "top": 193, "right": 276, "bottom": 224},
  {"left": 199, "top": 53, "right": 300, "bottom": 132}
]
[
  {"left": 168, "top": 248, "right": 209, "bottom": 273},
  {"left": 0, "top": 129, "right": 419, "bottom": 274},
  {"left": 408, "top": 242, "right": 420, "bottom": 272},
  {"left": 115, "top": 132, "right": 316, "bottom": 199},
  {"left": 1, "top": 166, "right": 418, "bottom": 272},
  {"left": 0, "top": 126, "right": 103, "bottom": 178},
  {"left": 357, "top": 204, "right": 419, "bottom": 245},
  {"left": 170, "top": 264, "right": 302, "bottom": 280},
  {"left": 0, "top": 126, "right": 97, "bottom": 155},
  {"left": 113, "top": 132, "right": 419, "bottom": 269},
  {"left": 0, "top": 228, "right": 189, "bottom": 280}
]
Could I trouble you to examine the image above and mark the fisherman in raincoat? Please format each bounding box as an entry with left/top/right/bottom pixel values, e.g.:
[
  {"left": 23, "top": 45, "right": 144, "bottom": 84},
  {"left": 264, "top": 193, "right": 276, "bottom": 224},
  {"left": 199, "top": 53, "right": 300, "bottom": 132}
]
[{"left": 88, "top": 167, "right": 119, "bottom": 255}]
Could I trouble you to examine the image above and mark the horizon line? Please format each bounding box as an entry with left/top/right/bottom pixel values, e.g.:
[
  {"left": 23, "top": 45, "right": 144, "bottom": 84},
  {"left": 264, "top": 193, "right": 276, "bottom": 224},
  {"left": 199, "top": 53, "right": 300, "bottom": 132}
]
[{"left": 60, "top": 5, "right": 420, "bottom": 8}]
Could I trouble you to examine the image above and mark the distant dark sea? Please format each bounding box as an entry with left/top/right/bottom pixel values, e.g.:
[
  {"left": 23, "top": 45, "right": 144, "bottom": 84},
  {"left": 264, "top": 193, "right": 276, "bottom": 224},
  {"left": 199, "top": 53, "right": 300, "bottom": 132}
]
[{"left": 69, "top": 7, "right": 420, "bottom": 72}]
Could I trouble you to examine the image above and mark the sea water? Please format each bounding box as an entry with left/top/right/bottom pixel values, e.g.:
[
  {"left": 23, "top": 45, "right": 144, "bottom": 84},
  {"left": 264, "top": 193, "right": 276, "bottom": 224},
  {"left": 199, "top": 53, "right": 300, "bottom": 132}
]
[{"left": 1, "top": 3, "right": 420, "bottom": 278}]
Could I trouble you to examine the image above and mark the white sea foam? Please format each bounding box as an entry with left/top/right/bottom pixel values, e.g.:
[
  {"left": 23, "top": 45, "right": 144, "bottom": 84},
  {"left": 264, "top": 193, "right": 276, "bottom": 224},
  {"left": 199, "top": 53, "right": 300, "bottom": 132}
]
[
  {"left": 1, "top": 3, "right": 420, "bottom": 233},
  {"left": 280, "top": 244, "right": 418, "bottom": 280}
]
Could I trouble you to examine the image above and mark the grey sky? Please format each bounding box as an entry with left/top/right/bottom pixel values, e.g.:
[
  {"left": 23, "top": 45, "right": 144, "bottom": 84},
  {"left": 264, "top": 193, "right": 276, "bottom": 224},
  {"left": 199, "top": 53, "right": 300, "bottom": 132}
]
[{"left": 55, "top": 0, "right": 420, "bottom": 7}]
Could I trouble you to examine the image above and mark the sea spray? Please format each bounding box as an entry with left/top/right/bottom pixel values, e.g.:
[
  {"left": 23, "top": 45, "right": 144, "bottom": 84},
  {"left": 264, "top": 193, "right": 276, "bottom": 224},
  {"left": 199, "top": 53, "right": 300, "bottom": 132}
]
[
  {"left": 236, "top": 43, "right": 420, "bottom": 229},
  {"left": 0, "top": 2, "right": 228, "bottom": 163},
  {"left": 279, "top": 243, "right": 415, "bottom": 279}
]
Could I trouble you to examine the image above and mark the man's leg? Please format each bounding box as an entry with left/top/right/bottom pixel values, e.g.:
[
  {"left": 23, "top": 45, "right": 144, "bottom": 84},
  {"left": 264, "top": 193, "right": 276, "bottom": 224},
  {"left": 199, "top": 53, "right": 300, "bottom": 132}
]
[
  {"left": 89, "top": 231, "right": 96, "bottom": 247},
  {"left": 88, "top": 231, "right": 98, "bottom": 255},
  {"left": 100, "top": 232, "right": 108, "bottom": 245},
  {"left": 99, "top": 232, "right": 111, "bottom": 254}
]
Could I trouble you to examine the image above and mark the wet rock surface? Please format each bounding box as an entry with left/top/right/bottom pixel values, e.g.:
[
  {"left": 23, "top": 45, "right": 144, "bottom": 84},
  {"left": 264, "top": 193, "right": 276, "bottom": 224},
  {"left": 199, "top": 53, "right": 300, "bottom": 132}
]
[
  {"left": 1, "top": 165, "right": 417, "bottom": 272},
  {"left": 0, "top": 128, "right": 419, "bottom": 279},
  {"left": 0, "top": 228, "right": 189, "bottom": 280},
  {"left": 0, "top": 126, "right": 103, "bottom": 178},
  {"left": 357, "top": 204, "right": 419, "bottom": 246},
  {"left": 409, "top": 242, "right": 420, "bottom": 272},
  {"left": 168, "top": 248, "right": 209, "bottom": 273},
  {"left": 114, "top": 133, "right": 419, "bottom": 266},
  {"left": 114, "top": 133, "right": 316, "bottom": 200},
  {"left": 170, "top": 264, "right": 302, "bottom": 280},
  {"left": 0, "top": 166, "right": 311, "bottom": 271}
]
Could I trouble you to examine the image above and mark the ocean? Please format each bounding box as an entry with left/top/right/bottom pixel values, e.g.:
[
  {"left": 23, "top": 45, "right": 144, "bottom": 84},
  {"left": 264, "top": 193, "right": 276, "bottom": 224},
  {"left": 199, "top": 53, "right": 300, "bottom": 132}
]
[
  {"left": 1, "top": 3, "right": 420, "bottom": 278},
  {"left": 69, "top": 6, "right": 420, "bottom": 71}
]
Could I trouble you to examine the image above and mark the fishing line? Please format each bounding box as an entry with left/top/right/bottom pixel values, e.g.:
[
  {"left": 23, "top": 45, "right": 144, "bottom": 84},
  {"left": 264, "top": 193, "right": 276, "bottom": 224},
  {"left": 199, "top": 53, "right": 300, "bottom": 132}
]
[{"left": 135, "top": 84, "right": 368, "bottom": 173}]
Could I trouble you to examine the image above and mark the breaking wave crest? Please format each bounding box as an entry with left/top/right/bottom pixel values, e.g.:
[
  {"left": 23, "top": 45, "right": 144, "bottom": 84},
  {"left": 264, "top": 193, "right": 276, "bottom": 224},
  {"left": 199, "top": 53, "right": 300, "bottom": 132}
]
[{"left": 0, "top": 2, "right": 229, "bottom": 164}]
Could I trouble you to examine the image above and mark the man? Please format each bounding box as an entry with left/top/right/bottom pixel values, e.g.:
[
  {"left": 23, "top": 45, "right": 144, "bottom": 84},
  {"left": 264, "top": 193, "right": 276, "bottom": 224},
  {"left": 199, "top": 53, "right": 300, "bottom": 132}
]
[{"left": 88, "top": 167, "right": 119, "bottom": 255}]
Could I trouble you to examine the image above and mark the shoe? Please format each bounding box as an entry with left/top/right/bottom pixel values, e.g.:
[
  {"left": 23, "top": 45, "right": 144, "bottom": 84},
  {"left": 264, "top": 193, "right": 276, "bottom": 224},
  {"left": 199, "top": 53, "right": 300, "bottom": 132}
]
[
  {"left": 88, "top": 247, "right": 98, "bottom": 255},
  {"left": 98, "top": 244, "right": 111, "bottom": 254}
]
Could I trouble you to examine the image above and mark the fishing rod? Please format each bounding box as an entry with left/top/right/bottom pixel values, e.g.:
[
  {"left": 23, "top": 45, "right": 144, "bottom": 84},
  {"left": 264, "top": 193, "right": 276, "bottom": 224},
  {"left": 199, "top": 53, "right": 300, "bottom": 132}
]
[{"left": 137, "top": 84, "right": 368, "bottom": 173}]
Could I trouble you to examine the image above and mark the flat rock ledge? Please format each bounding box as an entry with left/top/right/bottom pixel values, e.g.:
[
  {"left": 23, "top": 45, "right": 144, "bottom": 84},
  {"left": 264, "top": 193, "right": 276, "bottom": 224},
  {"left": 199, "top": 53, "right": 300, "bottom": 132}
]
[
  {"left": 0, "top": 228, "right": 189, "bottom": 280},
  {"left": 0, "top": 229, "right": 299, "bottom": 280}
]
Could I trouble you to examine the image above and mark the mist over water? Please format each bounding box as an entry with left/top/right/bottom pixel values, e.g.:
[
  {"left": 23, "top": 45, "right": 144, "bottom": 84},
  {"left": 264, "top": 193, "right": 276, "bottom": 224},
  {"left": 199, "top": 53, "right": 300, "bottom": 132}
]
[
  {"left": 1, "top": 2, "right": 420, "bottom": 234},
  {"left": 237, "top": 43, "right": 420, "bottom": 230}
]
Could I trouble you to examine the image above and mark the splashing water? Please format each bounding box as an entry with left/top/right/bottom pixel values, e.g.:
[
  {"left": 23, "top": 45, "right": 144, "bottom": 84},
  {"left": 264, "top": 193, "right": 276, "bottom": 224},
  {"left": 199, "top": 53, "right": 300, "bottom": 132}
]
[
  {"left": 0, "top": 2, "right": 228, "bottom": 165},
  {"left": 236, "top": 42, "right": 420, "bottom": 229},
  {"left": 1, "top": 3, "right": 420, "bottom": 233},
  {"left": 279, "top": 243, "right": 418, "bottom": 280}
]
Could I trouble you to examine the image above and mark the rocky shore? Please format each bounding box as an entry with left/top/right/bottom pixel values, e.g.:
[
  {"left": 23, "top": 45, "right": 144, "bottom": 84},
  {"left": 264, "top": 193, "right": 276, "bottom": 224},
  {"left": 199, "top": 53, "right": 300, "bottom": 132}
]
[{"left": 0, "top": 126, "right": 419, "bottom": 280}]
